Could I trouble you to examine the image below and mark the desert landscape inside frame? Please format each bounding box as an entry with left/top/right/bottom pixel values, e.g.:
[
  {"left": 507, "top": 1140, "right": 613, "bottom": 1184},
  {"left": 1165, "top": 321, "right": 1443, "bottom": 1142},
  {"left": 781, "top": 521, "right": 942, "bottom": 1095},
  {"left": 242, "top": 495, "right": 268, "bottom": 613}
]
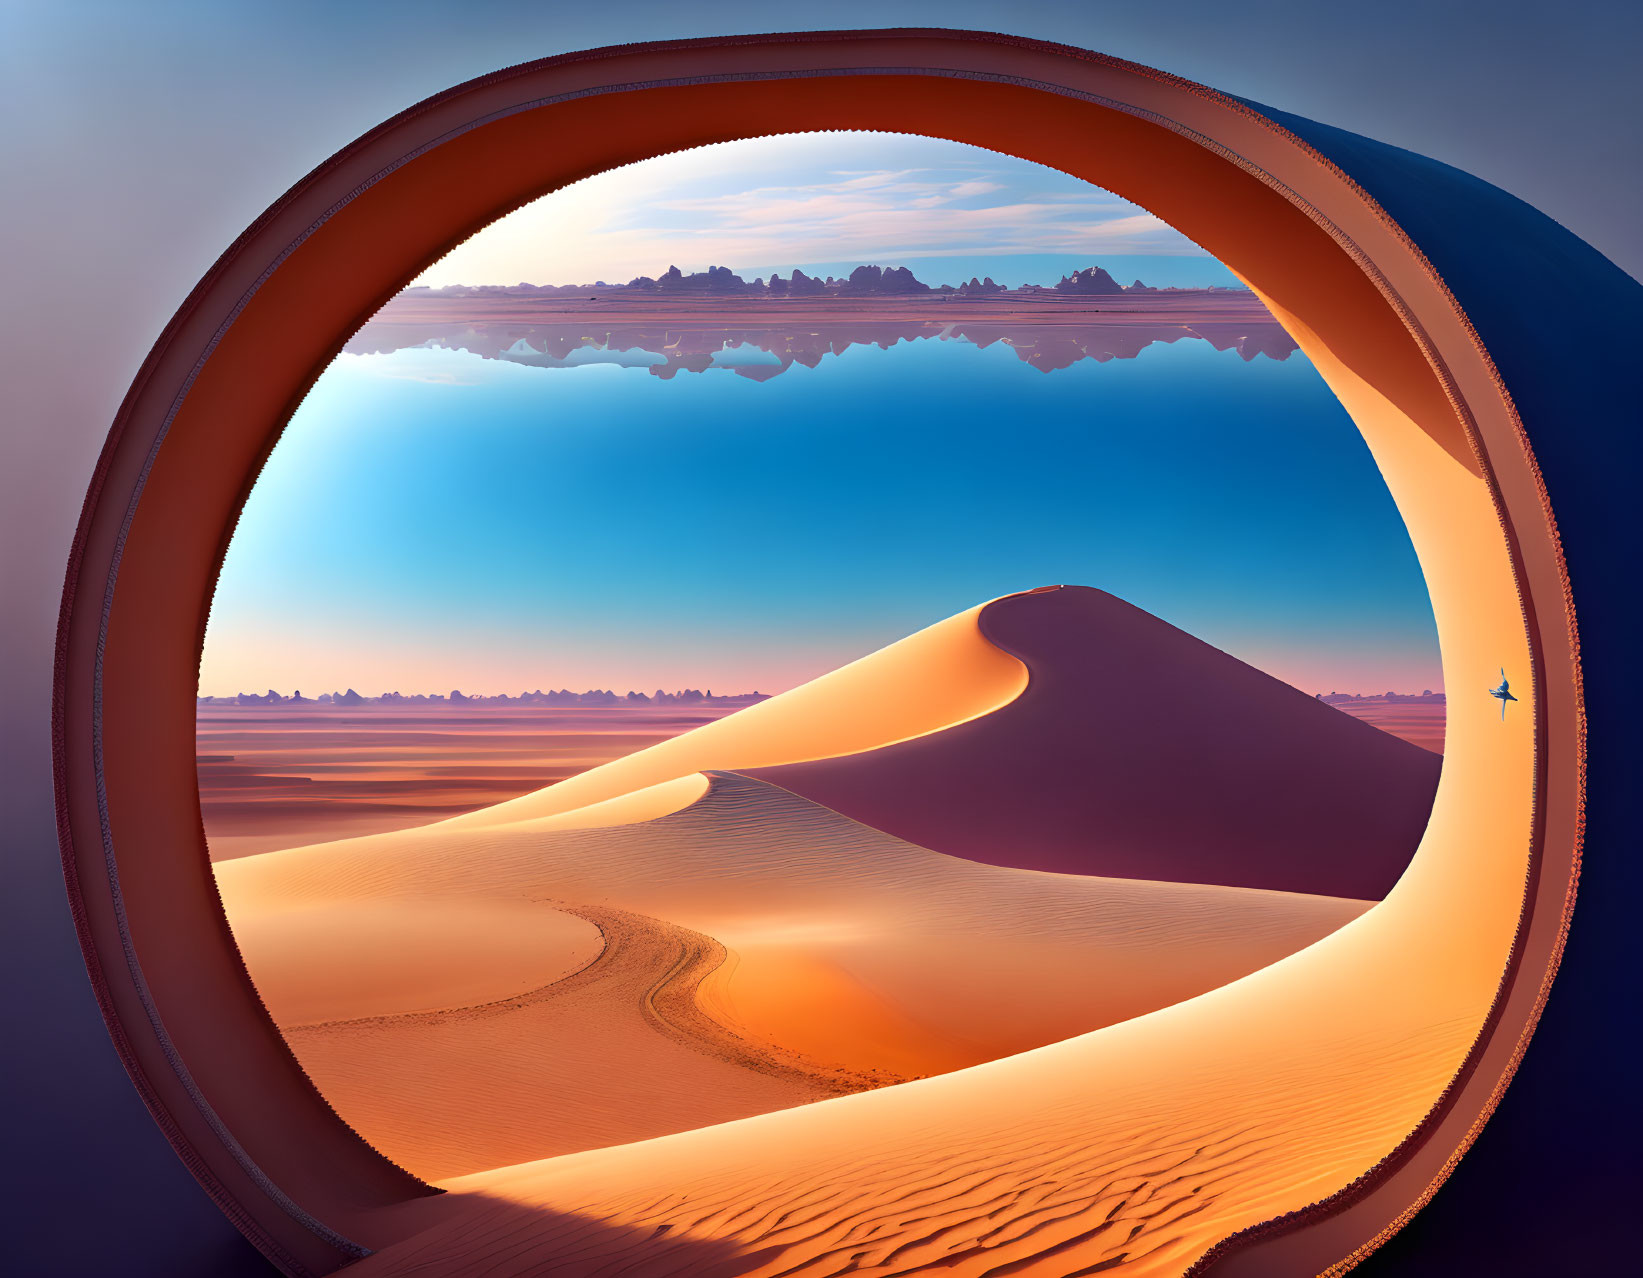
[
  {"left": 180, "top": 115, "right": 1542, "bottom": 1278},
  {"left": 28, "top": 9, "right": 1638, "bottom": 1274}
]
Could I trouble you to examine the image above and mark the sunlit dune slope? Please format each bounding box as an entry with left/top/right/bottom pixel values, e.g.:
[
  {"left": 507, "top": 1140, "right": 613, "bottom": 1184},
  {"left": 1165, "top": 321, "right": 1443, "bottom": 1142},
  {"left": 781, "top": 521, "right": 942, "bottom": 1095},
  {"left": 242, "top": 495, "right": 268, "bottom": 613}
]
[
  {"left": 218, "top": 772, "right": 1366, "bottom": 1177},
  {"left": 217, "top": 560, "right": 1526, "bottom": 1276},
  {"left": 755, "top": 585, "right": 1440, "bottom": 899},
  {"left": 362, "top": 1009, "right": 1483, "bottom": 1278},
  {"left": 435, "top": 599, "right": 1028, "bottom": 830},
  {"left": 348, "top": 654, "right": 1527, "bottom": 1278},
  {"left": 231, "top": 899, "right": 603, "bottom": 1024}
]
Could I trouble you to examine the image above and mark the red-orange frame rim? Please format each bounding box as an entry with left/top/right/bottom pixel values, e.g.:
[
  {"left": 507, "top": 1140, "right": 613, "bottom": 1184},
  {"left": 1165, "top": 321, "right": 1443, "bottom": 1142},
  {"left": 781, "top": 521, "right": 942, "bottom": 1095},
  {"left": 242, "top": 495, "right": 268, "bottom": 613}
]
[{"left": 52, "top": 28, "right": 1583, "bottom": 1278}]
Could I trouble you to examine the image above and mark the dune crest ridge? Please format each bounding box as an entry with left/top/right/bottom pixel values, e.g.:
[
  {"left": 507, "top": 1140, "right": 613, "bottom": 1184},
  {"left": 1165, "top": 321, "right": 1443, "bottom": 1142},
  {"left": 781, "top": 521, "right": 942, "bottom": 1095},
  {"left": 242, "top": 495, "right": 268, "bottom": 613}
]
[
  {"left": 435, "top": 599, "right": 1028, "bottom": 831},
  {"left": 756, "top": 585, "right": 1441, "bottom": 899}
]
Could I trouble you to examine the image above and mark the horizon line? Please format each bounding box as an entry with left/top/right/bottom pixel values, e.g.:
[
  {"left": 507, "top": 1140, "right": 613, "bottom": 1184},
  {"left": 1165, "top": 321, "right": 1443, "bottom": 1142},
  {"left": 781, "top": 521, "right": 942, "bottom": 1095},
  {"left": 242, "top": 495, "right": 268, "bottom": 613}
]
[
  {"left": 198, "top": 686, "right": 773, "bottom": 705},
  {"left": 197, "top": 684, "right": 1448, "bottom": 704}
]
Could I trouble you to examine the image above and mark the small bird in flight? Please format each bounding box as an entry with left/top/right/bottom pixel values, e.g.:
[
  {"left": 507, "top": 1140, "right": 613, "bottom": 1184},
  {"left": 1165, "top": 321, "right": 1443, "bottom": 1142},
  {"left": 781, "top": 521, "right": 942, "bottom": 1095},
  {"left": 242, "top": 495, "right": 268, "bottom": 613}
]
[{"left": 1489, "top": 668, "right": 1518, "bottom": 720}]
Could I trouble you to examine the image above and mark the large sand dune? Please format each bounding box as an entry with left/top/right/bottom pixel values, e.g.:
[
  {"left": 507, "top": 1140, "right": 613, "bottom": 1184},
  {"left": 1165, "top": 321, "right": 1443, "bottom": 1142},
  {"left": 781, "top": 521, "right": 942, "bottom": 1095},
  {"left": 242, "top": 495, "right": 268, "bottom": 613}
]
[
  {"left": 438, "top": 586, "right": 1438, "bottom": 902},
  {"left": 214, "top": 585, "right": 1480, "bottom": 1273},
  {"left": 755, "top": 586, "right": 1440, "bottom": 898}
]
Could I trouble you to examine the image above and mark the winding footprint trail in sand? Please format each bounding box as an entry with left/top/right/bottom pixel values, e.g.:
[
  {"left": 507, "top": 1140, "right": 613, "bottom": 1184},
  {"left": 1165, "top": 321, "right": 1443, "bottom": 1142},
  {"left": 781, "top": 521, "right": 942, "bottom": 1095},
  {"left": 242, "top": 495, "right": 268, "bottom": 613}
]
[
  {"left": 276, "top": 894, "right": 881, "bottom": 1179},
  {"left": 285, "top": 899, "right": 888, "bottom": 1096},
  {"left": 285, "top": 901, "right": 888, "bottom": 1109}
]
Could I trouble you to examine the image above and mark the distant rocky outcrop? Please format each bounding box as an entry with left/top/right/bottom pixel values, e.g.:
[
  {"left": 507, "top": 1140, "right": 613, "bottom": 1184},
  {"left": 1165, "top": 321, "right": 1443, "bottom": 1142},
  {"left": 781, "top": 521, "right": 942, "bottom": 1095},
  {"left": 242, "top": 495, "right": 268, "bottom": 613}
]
[
  {"left": 1055, "top": 266, "right": 1126, "bottom": 295},
  {"left": 658, "top": 264, "right": 749, "bottom": 294},
  {"left": 840, "top": 264, "right": 930, "bottom": 295},
  {"left": 403, "top": 262, "right": 1214, "bottom": 300},
  {"left": 198, "top": 687, "right": 771, "bottom": 709},
  {"left": 1319, "top": 691, "right": 1446, "bottom": 704},
  {"left": 787, "top": 269, "right": 828, "bottom": 296}
]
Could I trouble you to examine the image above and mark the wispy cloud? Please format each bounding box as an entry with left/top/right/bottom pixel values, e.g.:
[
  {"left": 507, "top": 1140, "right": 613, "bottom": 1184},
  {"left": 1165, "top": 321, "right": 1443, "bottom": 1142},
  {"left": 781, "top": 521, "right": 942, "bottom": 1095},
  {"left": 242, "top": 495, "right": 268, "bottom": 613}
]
[{"left": 413, "top": 132, "right": 1208, "bottom": 288}]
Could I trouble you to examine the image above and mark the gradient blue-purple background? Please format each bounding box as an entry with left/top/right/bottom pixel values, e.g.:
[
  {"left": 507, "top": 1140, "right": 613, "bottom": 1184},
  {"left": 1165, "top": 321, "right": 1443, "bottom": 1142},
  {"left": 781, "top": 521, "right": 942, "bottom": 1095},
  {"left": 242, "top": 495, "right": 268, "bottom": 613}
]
[{"left": 2, "top": 5, "right": 1637, "bottom": 1275}]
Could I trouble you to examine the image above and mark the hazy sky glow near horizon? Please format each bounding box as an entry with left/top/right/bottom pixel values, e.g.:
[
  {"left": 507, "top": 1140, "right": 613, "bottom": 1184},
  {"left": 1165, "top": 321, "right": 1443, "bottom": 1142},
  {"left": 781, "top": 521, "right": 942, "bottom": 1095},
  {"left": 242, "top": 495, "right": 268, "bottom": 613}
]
[{"left": 202, "top": 133, "right": 1443, "bottom": 699}]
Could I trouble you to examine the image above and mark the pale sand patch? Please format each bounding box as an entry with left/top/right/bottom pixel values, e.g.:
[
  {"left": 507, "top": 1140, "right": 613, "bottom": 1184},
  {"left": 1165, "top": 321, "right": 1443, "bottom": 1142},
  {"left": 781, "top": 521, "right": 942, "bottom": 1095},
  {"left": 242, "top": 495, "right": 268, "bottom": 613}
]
[
  {"left": 494, "top": 772, "right": 710, "bottom": 832},
  {"left": 227, "top": 898, "right": 603, "bottom": 1024}
]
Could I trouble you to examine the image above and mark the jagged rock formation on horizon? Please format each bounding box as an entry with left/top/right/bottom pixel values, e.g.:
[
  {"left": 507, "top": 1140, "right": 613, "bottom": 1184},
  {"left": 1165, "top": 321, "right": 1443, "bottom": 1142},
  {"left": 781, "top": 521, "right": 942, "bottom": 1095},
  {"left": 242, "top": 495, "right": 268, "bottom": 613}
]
[
  {"left": 839, "top": 264, "right": 930, "bottom": 295},
  {"left": 1317, "top": 691, "right": 1446, "bottom": 704},
  {"left": 199, "top": 687, "right": 771, "bottom": 709},
  {"left": 402, "top": 262, "right": 1248, "bottom": 300},
  {"left": 766, "top": 268, "right": 827, "bottom": 297},
  {"left": 1055, "top": 265, "right": 1126, "bottom": 295},
  {"left": 205, "top": 684, "right": 1442, "bottom": 711},
  {"left": 624, "top": 264, "right": 750, "bottom": 295}
]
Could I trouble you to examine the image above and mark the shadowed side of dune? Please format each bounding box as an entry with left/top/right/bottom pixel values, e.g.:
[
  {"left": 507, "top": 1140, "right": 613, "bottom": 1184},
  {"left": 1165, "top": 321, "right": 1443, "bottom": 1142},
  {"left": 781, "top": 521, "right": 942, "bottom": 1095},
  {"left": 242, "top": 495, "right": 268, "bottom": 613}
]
[{"left": 754, "top": 585, "right": 1440, "bottom": 899}]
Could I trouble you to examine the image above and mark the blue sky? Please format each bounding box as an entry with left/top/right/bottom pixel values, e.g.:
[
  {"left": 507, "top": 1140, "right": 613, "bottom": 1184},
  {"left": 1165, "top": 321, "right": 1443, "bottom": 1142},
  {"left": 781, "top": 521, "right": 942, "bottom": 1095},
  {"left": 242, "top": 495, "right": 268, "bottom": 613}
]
[
  {"left": 413, "top": 134, "right": 1240, "bottom": 290},
  {"left": 202, "top": 333, "right": 1441, "bottom": 698}
]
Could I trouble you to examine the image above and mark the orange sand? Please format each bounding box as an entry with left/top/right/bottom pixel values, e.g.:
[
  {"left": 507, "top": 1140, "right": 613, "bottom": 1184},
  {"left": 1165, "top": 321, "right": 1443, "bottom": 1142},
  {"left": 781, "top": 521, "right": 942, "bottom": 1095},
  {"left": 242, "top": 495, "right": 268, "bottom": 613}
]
[
  {"left": 218, "top": 540, "right": 1526, "bottom": 1275},
  {"left": 231, "top": 899, "right": 604, "bottom": 1023},
  {"left": 218, "top": 771, "right": 1365, "bottom": 1177}
]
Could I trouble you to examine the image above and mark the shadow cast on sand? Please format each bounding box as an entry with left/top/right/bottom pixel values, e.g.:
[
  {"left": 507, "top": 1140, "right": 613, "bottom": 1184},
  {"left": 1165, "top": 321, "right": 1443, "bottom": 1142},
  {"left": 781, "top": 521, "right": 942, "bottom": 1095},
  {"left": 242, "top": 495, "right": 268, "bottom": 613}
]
[{"left": 363, "top": 1193, "right": 776, "bottom": 1278}]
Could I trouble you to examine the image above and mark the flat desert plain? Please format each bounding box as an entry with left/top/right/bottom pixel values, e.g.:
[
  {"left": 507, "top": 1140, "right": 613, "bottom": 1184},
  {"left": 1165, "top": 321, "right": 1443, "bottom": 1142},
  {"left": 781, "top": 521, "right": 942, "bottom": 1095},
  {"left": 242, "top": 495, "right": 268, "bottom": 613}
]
[
  {"left": 1326, "top": 698, "right": 1446, "bottom": 754},
  {"left": 198, "top": 703, "right": 747, "bottom": 858}
]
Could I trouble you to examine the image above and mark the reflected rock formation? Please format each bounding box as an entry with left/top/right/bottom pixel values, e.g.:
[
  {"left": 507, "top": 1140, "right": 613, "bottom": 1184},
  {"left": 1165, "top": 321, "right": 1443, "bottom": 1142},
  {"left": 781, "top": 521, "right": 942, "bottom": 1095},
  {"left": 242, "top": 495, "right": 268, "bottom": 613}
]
[{"left": 345, "top": 291, "right": 1299, "bottom": 382}]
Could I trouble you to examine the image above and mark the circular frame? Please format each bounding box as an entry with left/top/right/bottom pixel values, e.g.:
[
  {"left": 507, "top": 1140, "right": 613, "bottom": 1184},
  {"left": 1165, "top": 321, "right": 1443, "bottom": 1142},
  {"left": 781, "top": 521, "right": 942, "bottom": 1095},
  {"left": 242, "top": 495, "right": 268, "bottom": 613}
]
[{"left": 53, "top": 28, "right": 1583, "bottom": 1278}]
